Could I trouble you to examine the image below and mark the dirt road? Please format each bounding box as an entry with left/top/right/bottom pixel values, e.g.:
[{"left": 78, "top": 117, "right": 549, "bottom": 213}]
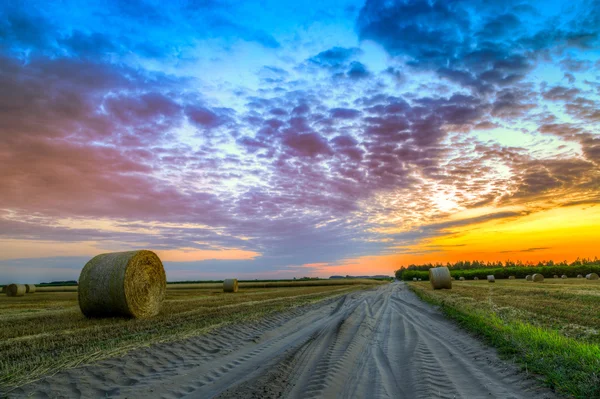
[{"left": 12, "top": 283, "right": 556, "bottom": 398}]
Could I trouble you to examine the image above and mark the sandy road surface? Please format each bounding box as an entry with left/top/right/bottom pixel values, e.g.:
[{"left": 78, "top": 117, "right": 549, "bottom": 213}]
[{"left": 11, "top": 283, "right": 556, "bottom": 399}]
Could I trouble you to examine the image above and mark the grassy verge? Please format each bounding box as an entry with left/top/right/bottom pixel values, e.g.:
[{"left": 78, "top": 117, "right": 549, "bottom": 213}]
[
  {"left": 0, "top": 283, "right": 383, "bottom": 389},
  {"left": 410, "top": 280, "right": 600, "bottom": 398}
]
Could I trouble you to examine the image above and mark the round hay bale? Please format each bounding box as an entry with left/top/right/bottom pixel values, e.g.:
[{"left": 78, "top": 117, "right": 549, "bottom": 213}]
[
  {"left": 223, "top": 278, "right": 239, "bottom": 293},
  {"left": 473, "top": 277, "right": 479, "bottom": 280},
  {"left": 561, "top": 275, "right": 568, "bottom": 279},
  {"left": 487, "top": 275, "right": 495, "bottom": 283},
  {"left": 418, "top": 278, "right": 422, "bottom": 281},
  {"left": 532, "top": 273, "right": 544, "bottom": 282},
  {"left": 6, "top": 284, "right": 26, "bottom": 297},
  {"left": 525, "top": 275, "right": 532, "bottom": 281},
  {"left": 413, "top": 277, "right": 417, "bottom": 281},
  {"left": 577, "top": 274, "right": 583, "bottom": 278},
  {"left": 25, "top": 284, "right": 36, "bottom": 293},
  {"left": 508, "top": 276, "right": 516, "bottom": 280},
  {"left": 553, "top": 275, "right": 559, "bottom": 279},
  {"left": 429, "top": 267, "right": 452, "bottom": 290},
  {"left": 78, "top": 250, "right": 166, "bottom": 318},
  {"left": 459, "top": 277, "right": 465, "bottom": 281},
  {"left": 586, "top": 273, "right": 599, "bottom": 280}
]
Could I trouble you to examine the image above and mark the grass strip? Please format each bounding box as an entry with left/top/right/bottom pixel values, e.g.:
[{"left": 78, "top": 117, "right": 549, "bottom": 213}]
[{"left": 411, "top": 285, "right": 600, "bottom": 399}]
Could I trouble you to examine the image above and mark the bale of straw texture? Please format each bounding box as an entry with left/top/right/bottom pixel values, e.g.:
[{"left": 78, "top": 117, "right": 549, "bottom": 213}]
[
  {"left": 6, "top": 284, "right": 26, "bottom": 297},
  {"left": 487, "top": 275, "right": 495, "bottom": 283},
  {"left": 508, "top": 276, "right": 516, "bottom": 280},
  {"left": 532, "top": 273, "right": 544, "bottom": 282},
  {"left": 429, "top": 267, "right": 452, "bottom": 290},
  {"left": 561, "top": 275, "right": 568, "bottom": 279},
  {"left": 577, "top": 274, "right": 583, "bottom": 278},
  {"left": 586, "top": 273, "right": 599, "bottom": 280},
  {"left": 459, "top": 277, "right": 465, "bottom": 281},
  {"left": 525, "top": 275, "right": 532, "bottom": 281},
  {"left": 25, "top": 284, "right": 36, "bottom": 293},
  {"left": 78, "top": 250, "right": 166, "bottom": 318},
  {"left": 473, "top": 277, "right": 479, "bottom": 280},
  {"left": 223, "top": 278, "right": 239, "bottom": 293}
]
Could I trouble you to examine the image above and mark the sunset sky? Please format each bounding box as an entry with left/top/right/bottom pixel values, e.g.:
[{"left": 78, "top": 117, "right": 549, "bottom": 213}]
[{"left": 1, "top": 0, "right": 599, "bottom": 283}]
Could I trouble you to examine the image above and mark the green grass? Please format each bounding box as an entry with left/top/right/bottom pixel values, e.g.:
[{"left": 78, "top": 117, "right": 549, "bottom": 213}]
[
  {"left": 410, "top": 279, "right": 600, "bottom": 398},
  {"left": 0, "top": 282, "right": 384, "bottom": 390}
]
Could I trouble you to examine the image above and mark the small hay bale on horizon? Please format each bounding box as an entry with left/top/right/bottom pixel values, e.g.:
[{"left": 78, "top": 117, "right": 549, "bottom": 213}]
[
  {"left": 487, "top": 275, "right": 495, "bottom": 283},
  {"left": 459, "top": 276, "right": 465, "bottom": 281},
  {"left": 6, "top": 284, "right": 26, "bottom": 297},
  {"left": 25, "top": 284, "right": 36, "bottom": 293},
  {"left": 586, "top": 273, "right": 599, "bottom": 280},
  {"left": 577, "top": 274, "right": 583, "bottom": 278},
  {"left": 561, "top": 275, "right": 568, "bottom": 279},
  {"left": 473, "top": 277, "right": 479, "bottom": 280},
  {"left": 429, "top": 267, "right": 452, "bottom": 290},
  {"left": 78, "top": 250, "right": 166, "bottom": 319},
  {"left": 223, "top": 278, "right": 239, "bottom": 293},
  {"left": 526, "top": 274, "right": 533, "bottom": 281},
  {"left": 532, "top": 273, "right": 544, "bottom": 282},
  {"left": 508, "top": 276, "right": 516, "bottom": 280},
  {"left": 554, "top": 275, "right": 559, "bottom": 279},
  {"left": 413, "top": 277, "right": 417, "bottom": 281},
  {"left": 418, "top": 278, "right": 422, "bottom": 281}
]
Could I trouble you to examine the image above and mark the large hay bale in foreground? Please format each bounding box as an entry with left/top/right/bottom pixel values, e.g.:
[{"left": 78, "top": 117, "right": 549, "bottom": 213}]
[
  {"left": 429, "top": 267, "right": 452, "bottom": 290},
  {"left": 532, "top": 273, "right": 544, "bottom": 282},
  {"left": 487, "top": 275, "right": 495, "bottom": 283},
  {"left": 6, "top": 284, "right": 26, "bottom": 297},
  {"left": 525, "top": 275, "right": 532, "bottom": 281},
  {"left": 78, "top": 250, "right": 166, "bottom": 318},
  {"left": 586, "top": 273, "right": 599, "bottom": 280},
  {"left": 223, "top": 278, "right": 239, "bottom": 293},
  {"left": 25, "top": 284, "right": 36, "bottom": 293},
  {"left": 508, "top": 276, "right": 515, "bottom": 280}
]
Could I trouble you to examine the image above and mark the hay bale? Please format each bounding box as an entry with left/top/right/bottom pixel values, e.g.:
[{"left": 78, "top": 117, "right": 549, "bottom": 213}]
[
  {"left": 553, "top": 275, "right": 559, "bottom": 279},
  {"left": 577, "top": 274, "right": 583, "bottom": 278},
  {"left": 0, "top": 286, "right": 5, "bottom": 293},
  {"left": 473, "top": 277, "right": 479, "bottom": 280},
  {"left": 418, "top": 278, "right": 422, "bottom": 281},
  {"left": 25, "top": 284, "right": 36, "bottom": 293},
  {"left": 487, "top": 275, "right": 495, "bottom": 283},
  {"left": 459, "top": 277, "right": 465, "bottom": 281},
  {"left": 413, "top": 277, "right": 417, "bottom": 281},
  {"left": 429, "top": 267, "right": 452, "bottom": 290},
  {"left": 561, "top": 275, "right": 568, "bottom": 279},
  {"left": 6, "top": 284, "right": 26, "bottom": 297},
  {"left": 525, "top": 274, "right": 532, "bottom": 281},
  {"left": 508, "top": 276, "right": 515, "bottom": 280},
  {"left": 78, "top": 250, "right": 166, "bottom": 318},
  {"left": 223, "top": 278, "right": 239, "bottom": 293},
  {"left": 532, "top": 273, "right": 544, "bottom": 282},
  {"left": 586, "top": 273, "right": 599, "bottom": 280}
]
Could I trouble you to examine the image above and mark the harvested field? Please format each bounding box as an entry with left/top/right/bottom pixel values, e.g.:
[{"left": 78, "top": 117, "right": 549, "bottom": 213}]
[
  {"left": 5, "top": 283, "right": 556, "bottom": 399},
  {"left": 0, "top": 281, "right": 383, "bottom": 391},
  {"left": 410, "top": 279, "right": 600, "bottom": 398}
]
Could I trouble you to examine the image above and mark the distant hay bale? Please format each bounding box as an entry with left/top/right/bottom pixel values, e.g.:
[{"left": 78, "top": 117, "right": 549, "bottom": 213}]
[
  {"left": 6, "top": 284, "right": 26, "bottom": 297},
  {"left": 487, "top": 275, "right": 495, "bottom": 283},
  {"left": 525, "top": 275, "right": 532, "bottom": 281},
  {"left": 413, "top": 277, "right": 417, "bottom": 281},
  {"left": 78, "top": 250, "right": 166, "bottom": 318},
  {"left": 25, "top": 284, "right": 36, "bottom": 293},
  {"left": 554, "top": 275, "right": 559, "bottom": 279},
  {"left": 532, "top": 273, "right": 544, "bottom": 282},
  {"left": 508, "top": 276, "right": 515, "bottom": 280},
  {"left": 418, "top": 278, "right": 422, "bottom": 281},
  {"left": 0, "top": 286, "right": 5, "bottom": 293},
  {"left": 561, "top": 275, "right": 568, "bottom": 279},
  {"left": 473, "top": 277, "right": 479, "bottom": 280},
  {"left": 429, "top": 267, "right": 452, "bottom": 290},
  {"left": 459, "top": 277, "right": 465, "bottom": 281},
  {"left": 451, "top": 277, "right": 455, "bottom": 280},
  {"left": 577, "top": 274, "right": 583, "bottom": 278},
  {"left": 223, "top": 278, "right": 239, "bottom": 293},
  {"left": 586, "top": 273, "right": 599, "bottom": 280}
]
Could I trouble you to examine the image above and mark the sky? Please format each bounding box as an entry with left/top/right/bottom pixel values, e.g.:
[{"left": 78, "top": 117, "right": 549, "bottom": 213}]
[{"left": 1, "top": 0, "right": 599, "bottom": 283}]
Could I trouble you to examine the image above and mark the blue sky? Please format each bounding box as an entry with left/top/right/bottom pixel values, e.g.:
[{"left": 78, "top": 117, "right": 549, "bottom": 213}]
[{"left": 1, "top": 0, "right": 599, "bottom": 283}]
